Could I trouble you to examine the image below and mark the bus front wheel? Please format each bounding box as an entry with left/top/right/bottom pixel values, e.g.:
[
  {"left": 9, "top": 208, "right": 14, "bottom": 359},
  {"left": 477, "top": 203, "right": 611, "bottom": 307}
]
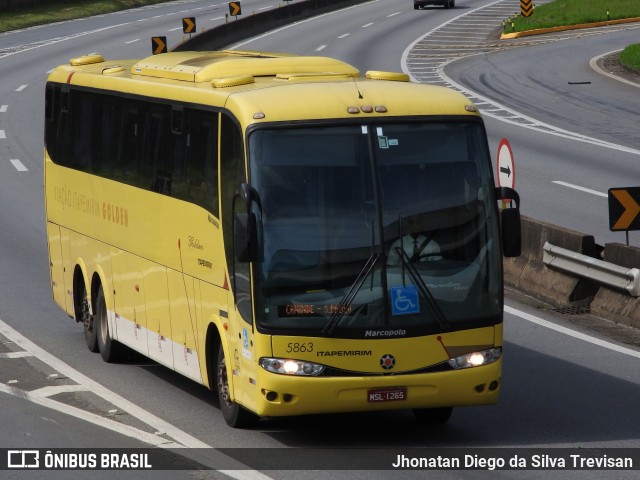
[
  {"left": 216, "top": 344, "right": 258, "bottom": 428},
  {"left": 413, "top": 407, "right": 453, "bottom": 423}
]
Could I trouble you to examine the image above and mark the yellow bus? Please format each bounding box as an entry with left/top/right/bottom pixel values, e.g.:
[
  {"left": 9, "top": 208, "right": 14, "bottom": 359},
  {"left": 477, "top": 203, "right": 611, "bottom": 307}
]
[{"left": 45, "top": 50, "right": 520, "bottom": 427}]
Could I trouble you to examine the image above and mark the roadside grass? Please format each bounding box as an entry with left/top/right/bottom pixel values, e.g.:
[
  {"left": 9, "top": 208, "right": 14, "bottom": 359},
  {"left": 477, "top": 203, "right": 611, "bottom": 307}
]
[
  {"left": 0, "top": 0, "right": 170, "bottom": 33},
  {"left": 509, "top": 0, "right": 640, "bottom": 32},
  {"left": 620, "top": 44, "right": 640, "bottom": 72}
]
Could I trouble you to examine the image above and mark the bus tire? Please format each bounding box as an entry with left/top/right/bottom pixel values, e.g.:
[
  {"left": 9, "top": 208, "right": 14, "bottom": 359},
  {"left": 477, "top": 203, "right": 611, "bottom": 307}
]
[
  {"left": 413, "top": 407, "right": 453, "bottom": 424},
  {"left": 77, "top": 282, "right": 98, "bottom": 353},
  {"left": 216, "top": 344, "right": 258, "bottom": 428},
  {"left": 95, "top": 286, "right": 123, "bottom": 363}
]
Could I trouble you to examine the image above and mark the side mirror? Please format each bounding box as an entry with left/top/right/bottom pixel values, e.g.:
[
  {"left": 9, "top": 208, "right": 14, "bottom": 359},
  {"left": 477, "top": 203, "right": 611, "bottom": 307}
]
[
  {"left": 234, "top": 182, "right": 262, "bottom": 262},
  {"left": 496, "top": 187, "right": 521, "bottom": 258},
  {"left": 240, "top": 182, "right": 262, "bottom": 213},
  {"left": 235, "top": 212, "right": 258, "bottom": 262}
]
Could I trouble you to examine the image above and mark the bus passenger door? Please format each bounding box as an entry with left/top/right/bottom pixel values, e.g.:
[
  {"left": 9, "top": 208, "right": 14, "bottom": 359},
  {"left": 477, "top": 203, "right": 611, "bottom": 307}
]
[{"left": 227, "top": 260, "right": 259, "bottom": 411}]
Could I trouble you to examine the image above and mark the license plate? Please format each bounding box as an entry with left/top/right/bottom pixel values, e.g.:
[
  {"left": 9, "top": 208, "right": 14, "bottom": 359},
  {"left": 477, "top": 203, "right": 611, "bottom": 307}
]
[{"left": 367, "top": 387, "right": 407, "bottom": 403}]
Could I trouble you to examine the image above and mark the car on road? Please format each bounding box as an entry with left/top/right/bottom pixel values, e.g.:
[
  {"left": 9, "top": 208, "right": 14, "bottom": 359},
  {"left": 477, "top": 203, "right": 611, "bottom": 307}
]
[{"left": 414, "top": 0, "right": 455, "bottom": 8}]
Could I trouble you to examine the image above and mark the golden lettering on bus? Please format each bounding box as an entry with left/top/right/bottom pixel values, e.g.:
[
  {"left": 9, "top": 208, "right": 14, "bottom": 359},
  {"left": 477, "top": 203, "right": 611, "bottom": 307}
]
[
  {"left": 72, "top": 191, "right": 100, "bottom": 217},
  {"left": 53, "top": 184, "right": 100, "bottom": 217},
  {"left": 102, "top": 202, "right": 129, "bottom": 227},
  {"left": 53, "top": 185, "right": 72, "bottom": 209}
]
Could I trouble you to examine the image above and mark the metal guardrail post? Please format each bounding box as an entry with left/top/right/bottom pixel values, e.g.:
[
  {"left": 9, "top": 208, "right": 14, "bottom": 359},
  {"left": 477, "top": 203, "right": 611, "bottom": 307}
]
[{"left": 543, "top": 242, "right": 640, "bottom": 297}]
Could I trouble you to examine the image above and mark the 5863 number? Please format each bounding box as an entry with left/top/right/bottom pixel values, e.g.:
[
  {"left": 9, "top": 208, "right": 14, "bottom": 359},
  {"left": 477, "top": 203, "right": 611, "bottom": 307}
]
[{"left": 286, "top": 342, "right": 314, "bottom": 353}]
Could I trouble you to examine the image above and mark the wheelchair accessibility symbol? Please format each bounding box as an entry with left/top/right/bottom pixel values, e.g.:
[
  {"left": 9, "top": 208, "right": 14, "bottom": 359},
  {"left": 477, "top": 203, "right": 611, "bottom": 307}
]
[{"left": 390, "top": 285, "right": 420, "bottom": 315}]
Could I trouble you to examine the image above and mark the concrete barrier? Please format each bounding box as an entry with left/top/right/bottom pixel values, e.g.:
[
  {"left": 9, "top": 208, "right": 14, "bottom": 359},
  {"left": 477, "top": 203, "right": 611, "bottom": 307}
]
[
  {"left": 591, "top": 243, "right": 640, "bottom": 329},
  {"left": 503, "top": 216, "right": 600, "bottom": 308},
  {"left": 173, "top": 0, "right": 373, "bottom": 52}
]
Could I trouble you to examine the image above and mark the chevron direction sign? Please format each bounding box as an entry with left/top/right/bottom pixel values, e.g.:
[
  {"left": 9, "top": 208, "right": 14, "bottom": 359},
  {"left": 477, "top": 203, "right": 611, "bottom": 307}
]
[
  {"left": 229, "top": 1, "right": 241, "bottom": 16},
  {"left": 608, "top": 187, "right": 640, "bottom": 231},
  {"left": 521, "top": 0, "right": 533, "bottom": 17},
  {"left": 151, "top": 36, "right": 167, "bottom": 55},
  {"left": 182, "top": 17, "right": 196, "bottom": 34}
]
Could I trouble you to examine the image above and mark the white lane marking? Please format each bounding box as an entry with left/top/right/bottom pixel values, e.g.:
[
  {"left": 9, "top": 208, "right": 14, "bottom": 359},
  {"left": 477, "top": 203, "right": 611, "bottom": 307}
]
[
  {"left": 0, "top": 381, "right": 182, "bottom": 447},
  {"left": 399, "top": 1, "right": 640, "bottom": 157},
  {"left": 439, "top": 62, "right": 640, "bottom": 156},
  {"left": 0, "top": 317, "right": 276, "bottom": 479},
  {"left": 591, "top": 49, "right": 640, "bottom": 89},
  {"left": 0, "top": 317, "right": 208, "bottom": 448},
  {"left": 387, "top": 12, "right": 402, "bottom": 17},
  {"left": 169, "top": 27, "right": 182, "bottom": 32},
  {"left": 219, "top": 472, "right": 275, "bottom": 480},
  {"left": 0, "top": 130, "right": 5, "bottom": 139},
  {"left": 30, "top": 385, "right": 92, "bottom": 398},
  {"left": 553, "top": 181, "right": 608, "bottom": 198},
  {"left": 505, "top": 305, "right": 640, "bottom": 359},
  {"left": 125, "top": 38, "right": 141, "bottom": 44},
  {"left": 0, "top": 105, "right": 7, "bottom": 113},
  {"left": 0, "top": 23, "right": 129, "bottom": 60},
  {"left": 0, "top": 351, "right": 33, "bottom": 358},
  {"left": 316, "top": 45, "right": 327, "bottom": 52},
  {"left": 11, "top": 159, "right": 28, "bottom": 171},
  {"left": 362, "top": 22, "right": 374, "bottom": 28},
  {"left": 230, "top": 0, "right": 382, "bottom": 49},
  {"left": 16, "top": 85, "right": 28, "bottom": 92},
  {"left": 338, "top": 33, "right": 350, "bottom": 39}
]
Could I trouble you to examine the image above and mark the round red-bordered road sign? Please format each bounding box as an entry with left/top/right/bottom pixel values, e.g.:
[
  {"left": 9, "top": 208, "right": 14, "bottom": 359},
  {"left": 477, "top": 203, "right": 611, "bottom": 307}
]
[{"left": 496, "top": 138, "right": 515, "bottom": 190}]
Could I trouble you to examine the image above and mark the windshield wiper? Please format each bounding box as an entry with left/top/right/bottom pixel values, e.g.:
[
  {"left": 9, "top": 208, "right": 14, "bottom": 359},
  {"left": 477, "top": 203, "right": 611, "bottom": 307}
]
[
  {"left": 395, "top": 247, "right": 450, "bottom": 330},
  {"left": 322, "top": 253, "right": 379, "bottom": 335}
]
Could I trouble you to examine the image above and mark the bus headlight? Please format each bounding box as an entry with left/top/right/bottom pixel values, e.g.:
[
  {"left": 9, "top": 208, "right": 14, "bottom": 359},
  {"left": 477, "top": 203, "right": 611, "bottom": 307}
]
[
  {"left": 447, "top": 348, "right": 501, "bottom": 370},
  {"left": 260, "top": 357, "right": 325, "bottom": 376}
]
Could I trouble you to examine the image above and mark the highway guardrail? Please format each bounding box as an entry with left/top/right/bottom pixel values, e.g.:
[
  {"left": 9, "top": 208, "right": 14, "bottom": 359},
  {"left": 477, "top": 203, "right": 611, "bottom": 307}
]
[{"left": 543, "top": 242, "right": 640, "bottom": 297}]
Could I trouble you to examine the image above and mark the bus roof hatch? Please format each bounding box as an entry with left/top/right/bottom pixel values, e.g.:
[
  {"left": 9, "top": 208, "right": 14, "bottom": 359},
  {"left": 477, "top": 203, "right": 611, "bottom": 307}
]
[{"left": 131, "top": 51, "right": 360, "bottom": 83}]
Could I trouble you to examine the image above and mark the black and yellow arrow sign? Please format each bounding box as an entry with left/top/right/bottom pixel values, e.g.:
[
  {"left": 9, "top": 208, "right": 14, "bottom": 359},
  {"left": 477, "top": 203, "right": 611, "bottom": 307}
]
[
  {"left": 609, "top": 187, "right": 640, "bottom": 231},
  {"left": 182, "top": 17, "right": 196, "bottom": 34},
  {"left": 151, "top": 36, "right": 167, "bottom": 55},
  {"left": 520, "top": 0, "right": 533, "bottom": 17},
  {"left": 229, "top": 1, "right": 241, "bottom": 16}
]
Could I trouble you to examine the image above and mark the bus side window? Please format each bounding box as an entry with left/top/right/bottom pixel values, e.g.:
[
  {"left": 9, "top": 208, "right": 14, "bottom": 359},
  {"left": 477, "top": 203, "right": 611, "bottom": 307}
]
[
  {"left": 45, "top": 85, "right": 60, "bottom": 162},
  {"left": 183, "top": 108, "right": 219, "bottom": 215},
  {"left": 66, "top": 90, "right": 93, "bottom": 171},
  {"left": 143, "top": 108, "right": 170, "bottom": 195},
  {"left": 115, "top": 104, "right": 140, "bottom": 184},
  {"left": 220, "top": 114, "right": 252, "bottom": 324}
]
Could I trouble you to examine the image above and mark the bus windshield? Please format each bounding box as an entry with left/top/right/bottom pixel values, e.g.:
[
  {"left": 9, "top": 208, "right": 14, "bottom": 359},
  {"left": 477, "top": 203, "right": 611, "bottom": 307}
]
[{"left": 248, "top": 121, "right": 502, "bottom": 336}]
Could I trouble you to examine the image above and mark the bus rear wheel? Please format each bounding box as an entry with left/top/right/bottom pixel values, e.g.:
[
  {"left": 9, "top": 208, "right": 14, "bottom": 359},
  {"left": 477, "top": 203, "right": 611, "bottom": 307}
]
[
  {"left": 95, "top": 286, "right": 123, "bottom": 363},
  {"left": 77, "top": 282, "right": 98, "bottom": 353},
  {"left": 413, "top": 407, "right": 453, "bottom": 423},
  {"left": 216, "top": 344, "right": 258, "bottom": 428}
]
